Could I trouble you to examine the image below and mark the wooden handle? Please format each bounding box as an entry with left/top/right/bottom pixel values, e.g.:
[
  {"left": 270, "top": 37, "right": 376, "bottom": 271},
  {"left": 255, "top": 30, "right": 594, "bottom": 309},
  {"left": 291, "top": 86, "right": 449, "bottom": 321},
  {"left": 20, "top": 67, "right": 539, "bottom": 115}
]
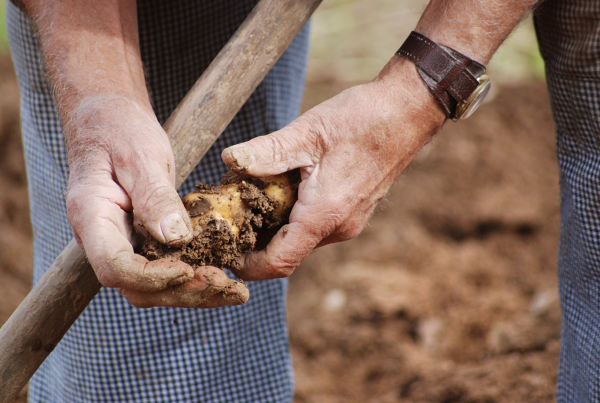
[{"left": 0, "top": 0, "right": 321, "bottom": 400}]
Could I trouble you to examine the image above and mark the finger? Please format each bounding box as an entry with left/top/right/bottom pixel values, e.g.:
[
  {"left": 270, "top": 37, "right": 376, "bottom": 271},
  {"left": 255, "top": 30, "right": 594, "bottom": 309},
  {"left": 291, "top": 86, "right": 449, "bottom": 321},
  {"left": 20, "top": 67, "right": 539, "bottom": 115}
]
[
  {"left": 314, "top": 202, "right": 376, "bottom": 248},
  {"left": 69, "top": 188, "right": 194, "bottom": 291},
  {"left": 120, "top": 266, "right": 250, "bottom": 308},
  {"left": 111, "top": 128, "right": 193, "bottom": 248},
  {"left": 232, "top": 221, "right": 321, "bottom": 281},
  {"left": 221, "top": 119, "right": 321, "bottom": 177},
  {"left": 129, "top": 179, "right": 192, "bottom": 248},
  {"left": 99, "top": 254, "right": 194, "bottom": 291}
]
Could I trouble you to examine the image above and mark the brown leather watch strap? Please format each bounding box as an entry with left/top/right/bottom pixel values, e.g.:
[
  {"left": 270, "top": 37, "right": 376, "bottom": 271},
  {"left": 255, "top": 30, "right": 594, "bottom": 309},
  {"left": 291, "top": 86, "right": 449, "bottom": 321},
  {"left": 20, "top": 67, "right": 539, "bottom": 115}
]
[
  {"left": 396, "top": 31, "right": 486, "bottom": 119},
  {"left": 8, "top": 0, "right": 27, "bottom": 14}
]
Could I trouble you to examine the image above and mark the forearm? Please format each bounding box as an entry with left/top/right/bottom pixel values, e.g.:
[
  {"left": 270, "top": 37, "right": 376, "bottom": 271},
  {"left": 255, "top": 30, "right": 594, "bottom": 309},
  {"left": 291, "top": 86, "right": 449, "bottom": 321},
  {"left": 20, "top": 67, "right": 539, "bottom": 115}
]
[
  {"left": 16, "top": 1, "right": 212, "bottom": 302},
  {"left": 416, "top": 0, "right": 540, "bottom": 64},
  {"left": 221, "top": 0, "right": 543, "bottom": 280},
  {"left": 21, "top": 0, "right": 150, "bottom": 121},
  {"left": 373, "top": 0, "right": 540, "bottom": 131},
  {"left": 380, "top": 0, "right": 539, "bottom": 84}
]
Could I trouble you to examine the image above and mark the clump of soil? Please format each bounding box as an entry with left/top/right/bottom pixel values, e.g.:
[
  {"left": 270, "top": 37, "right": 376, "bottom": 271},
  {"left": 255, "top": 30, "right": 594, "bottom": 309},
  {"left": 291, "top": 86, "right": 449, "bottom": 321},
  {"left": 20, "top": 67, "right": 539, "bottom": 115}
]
[
  {"left": 0, "top": 48, "right": 562, "bottom": 403},
  {"left": 289, "top": 80, "right": 560, "bottom": 403},
  {"left": 141, "top": 170, "right": 299, "bottom": 270}
]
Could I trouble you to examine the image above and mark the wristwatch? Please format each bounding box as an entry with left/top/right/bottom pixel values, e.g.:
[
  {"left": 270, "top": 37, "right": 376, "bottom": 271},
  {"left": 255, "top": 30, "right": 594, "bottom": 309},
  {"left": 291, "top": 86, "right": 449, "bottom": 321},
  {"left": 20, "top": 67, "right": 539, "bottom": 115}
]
[{"left": 396, "top": 31, "right": 491, "bottom": 121}]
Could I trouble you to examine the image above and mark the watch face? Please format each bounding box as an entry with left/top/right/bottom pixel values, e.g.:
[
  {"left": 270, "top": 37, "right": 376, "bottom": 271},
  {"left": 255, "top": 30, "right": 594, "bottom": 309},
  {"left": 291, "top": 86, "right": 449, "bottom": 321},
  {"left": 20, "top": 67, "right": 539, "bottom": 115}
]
[{"left": 454, "top": 75, "right": 491, "bottom": 120}]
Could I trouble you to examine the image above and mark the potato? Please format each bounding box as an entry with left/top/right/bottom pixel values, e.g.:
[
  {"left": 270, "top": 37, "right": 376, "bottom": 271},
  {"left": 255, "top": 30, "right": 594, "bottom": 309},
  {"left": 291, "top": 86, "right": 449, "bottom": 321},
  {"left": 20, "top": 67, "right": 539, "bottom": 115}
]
[
  {"left": 183, "top": 184, "right": 245, "bottom": 238},
  {"left": 141, "top": 170, "right": 299, "bottom": 271}
]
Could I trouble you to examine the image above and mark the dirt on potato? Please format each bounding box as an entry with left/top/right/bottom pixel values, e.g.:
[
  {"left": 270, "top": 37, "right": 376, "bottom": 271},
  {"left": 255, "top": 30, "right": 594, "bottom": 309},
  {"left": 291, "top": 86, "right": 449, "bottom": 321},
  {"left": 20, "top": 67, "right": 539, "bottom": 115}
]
[
  {"left": 291, "top": 79, "right": 560, "bottom": 403},
  {"left": 141, "top": 170, "right": 299, "bottom": 271},
  {"left": 0, "top": 50, "right": 560, "bottom": 403}
]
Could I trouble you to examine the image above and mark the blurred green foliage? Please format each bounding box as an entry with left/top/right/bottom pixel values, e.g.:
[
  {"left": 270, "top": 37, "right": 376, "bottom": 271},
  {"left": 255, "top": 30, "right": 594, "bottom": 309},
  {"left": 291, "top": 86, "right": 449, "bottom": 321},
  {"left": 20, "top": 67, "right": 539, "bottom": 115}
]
[
  {"left": 308, "top": 0, "right": 545, "bottom": 85},
  {"left": 0, "top": 0, "right": 8, "bottom": 53},
  {"left": 488, "top": 15, "right": 546, "bottom": 84},
  {"left": 0, "top": 0, "right": 545, "bottom": 82}
]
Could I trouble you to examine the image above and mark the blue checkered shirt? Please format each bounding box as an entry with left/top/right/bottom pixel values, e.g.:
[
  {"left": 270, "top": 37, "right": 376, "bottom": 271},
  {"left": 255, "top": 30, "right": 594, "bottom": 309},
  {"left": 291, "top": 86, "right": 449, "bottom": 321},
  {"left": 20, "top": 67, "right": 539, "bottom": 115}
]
[
  {"left": 7, "top": 0, "right": 309, "bottom": 401},
  {"left": 535, "top": 0, "right": 600, "bottom": 401},
  {"left": 8, "top": 0, "right": 600, "bottom": 401}
]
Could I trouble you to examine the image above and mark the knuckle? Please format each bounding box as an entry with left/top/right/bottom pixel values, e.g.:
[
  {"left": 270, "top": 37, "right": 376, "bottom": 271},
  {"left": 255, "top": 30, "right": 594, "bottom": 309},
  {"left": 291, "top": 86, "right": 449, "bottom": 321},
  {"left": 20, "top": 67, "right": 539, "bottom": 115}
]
[
  {"left": 318, "top": 199, "right": 365, "bottom": 242},
  {"left": 65, "top": 185, "right": 85, "bottom": 211},
  {"left": 291, "top": 114, "right": 331, "bottom": 156},
  {"left": 308, "top": 113, "right": 334, "bottom": 151},
  {"left": 123, "top": 293, "right": 152, "bottom": 309},
  {"left": 65, "top": 186, "right": 90, "bottom": 232},
  {"left": 132, "top": 182, "right": 179, "bottom": 216},
  {"left": 266, "top": 255, "right": 297, "bottom": 278},
  {"left": 321, "top": 202, "right": 350, "bottom": 233},
  {"left": 129, "top": 298, "right": 152, "bottom": 309},
  {"left": 272, "top": 265, "right": 295, "bottom": 278},
  {"left": 277, "top": 112, "right": 332, "bottom": 165},
  {"left": 264, "top": 134, "right": 288, "bottom": 165},
  {"left": 94, "top": 264, "right": 120, "bottom": 289},
  {"left": 341, "top": 222, "right": 364, "bottom": 241},
  {"left": 117, "top": 142, "right": 169, "bottom": 170}
]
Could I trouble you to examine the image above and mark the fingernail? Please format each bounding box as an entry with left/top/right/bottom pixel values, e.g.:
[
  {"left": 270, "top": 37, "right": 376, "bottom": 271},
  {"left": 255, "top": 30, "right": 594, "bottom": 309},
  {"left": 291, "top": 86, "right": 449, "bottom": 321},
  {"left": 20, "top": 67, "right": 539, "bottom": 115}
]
[
  {"left": 226, "top": 281, "right": 250, "bottom": 305},
  {"left": 160, "top": 212, "right": 190, "bottom": 245},
  {"left": 226, "top": 146, "right": 255, "bottom": 169}
]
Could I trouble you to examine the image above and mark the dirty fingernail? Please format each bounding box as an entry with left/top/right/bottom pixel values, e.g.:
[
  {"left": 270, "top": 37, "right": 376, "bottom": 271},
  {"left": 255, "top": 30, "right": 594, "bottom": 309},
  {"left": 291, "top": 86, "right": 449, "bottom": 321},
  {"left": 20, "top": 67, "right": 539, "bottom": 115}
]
[
  {"left": 225, "top": 146, "right": 255, "bottom": 168},
  {"left": 206, "top": 280, "right": 249, "bottom": 306},
  {"left": 160, "top": 212, "right": 190, "bottom": 245},
  {"left": 229, "top": 281, "right": 250, "bottom": 304}
]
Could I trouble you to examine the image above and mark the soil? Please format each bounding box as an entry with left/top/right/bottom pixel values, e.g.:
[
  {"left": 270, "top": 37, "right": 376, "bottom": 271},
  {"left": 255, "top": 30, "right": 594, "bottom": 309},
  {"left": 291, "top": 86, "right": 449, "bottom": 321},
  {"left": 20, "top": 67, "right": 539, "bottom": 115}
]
[
  {"left": 141, "top": 171, "right": 298, "bottom": 271},
  {"left": 0, "top": 51, "right": 560, "bottom": 403},
  {"left": 0, "top": 55, "right": 31, "bottom": 403},
  {"left": 291, "top": 79, "right": 560, "bottom": 403}
]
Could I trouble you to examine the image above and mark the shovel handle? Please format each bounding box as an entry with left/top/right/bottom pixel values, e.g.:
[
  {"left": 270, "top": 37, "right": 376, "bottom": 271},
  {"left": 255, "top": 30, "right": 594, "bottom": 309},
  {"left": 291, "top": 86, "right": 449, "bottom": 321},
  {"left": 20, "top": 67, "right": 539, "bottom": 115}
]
[{"left": 0, "top": 0, "right": 322, "bottom": 400}]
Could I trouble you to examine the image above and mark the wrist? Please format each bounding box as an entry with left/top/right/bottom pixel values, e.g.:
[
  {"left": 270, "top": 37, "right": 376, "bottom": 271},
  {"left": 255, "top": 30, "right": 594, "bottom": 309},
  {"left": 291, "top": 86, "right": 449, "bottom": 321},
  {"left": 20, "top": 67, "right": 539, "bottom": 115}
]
[
  {"left": 46, "top": 42, "right": 152, "bottom": 119},
  {"left": 64, "top": 96, "right": 164, "bottom": 168},
  {"left": 29, "top": 0, "right": 150, "bottom": 120},
  {"left": 414, "top": 0, "right": 539, "bottom": 65},
  {"left": 396, "top": 31, "right": 491, "bottom": 121},
  {"left": 374, "top": 55, "right": 447, "bottom": 133},
  {"left": 414, "top": 27, "right": 491, "bottom": 66}
]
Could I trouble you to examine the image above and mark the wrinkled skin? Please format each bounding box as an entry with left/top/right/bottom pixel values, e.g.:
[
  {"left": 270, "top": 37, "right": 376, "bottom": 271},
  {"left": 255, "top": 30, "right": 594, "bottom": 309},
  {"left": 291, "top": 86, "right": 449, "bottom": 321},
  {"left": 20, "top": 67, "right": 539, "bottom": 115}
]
[
  {"left": 65, "top": 97, "right": 248, "bottom": 307},
  {"left": 22, "top": 0, "right": 250, "bottom": 308},
  {"left": 216, "top": 0, "right": 539, "bottom": 286},
  {"left": 22, "top": 0, "right": 536, "bottom": 308},
  {"left": 222, "top": 58, "right": 445, "bottom": 281}
]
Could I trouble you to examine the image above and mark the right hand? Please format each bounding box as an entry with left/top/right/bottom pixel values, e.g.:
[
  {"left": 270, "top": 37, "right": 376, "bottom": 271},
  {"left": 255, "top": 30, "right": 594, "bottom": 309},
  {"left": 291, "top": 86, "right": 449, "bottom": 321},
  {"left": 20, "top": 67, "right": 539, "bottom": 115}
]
[{"left": 64, "top": 96, "right": 248, "bottom": 308}]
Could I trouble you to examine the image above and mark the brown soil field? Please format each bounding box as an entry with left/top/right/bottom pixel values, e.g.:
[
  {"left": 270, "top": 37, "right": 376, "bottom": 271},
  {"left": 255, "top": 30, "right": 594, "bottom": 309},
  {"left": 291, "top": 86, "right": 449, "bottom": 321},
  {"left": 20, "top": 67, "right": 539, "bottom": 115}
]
[{"left": 0, "top": 53, "right": 560, "bottom": 403}]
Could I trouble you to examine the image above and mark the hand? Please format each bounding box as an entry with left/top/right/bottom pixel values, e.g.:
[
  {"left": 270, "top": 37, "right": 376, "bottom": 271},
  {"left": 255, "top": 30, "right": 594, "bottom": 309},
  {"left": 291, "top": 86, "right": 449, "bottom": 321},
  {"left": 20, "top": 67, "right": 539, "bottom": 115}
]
[
  {"left": 222, "top": 57, "right": 446, "bottom": 280},
  {"left": 65, "top": 96, "right": 248, "bottom": 307}
]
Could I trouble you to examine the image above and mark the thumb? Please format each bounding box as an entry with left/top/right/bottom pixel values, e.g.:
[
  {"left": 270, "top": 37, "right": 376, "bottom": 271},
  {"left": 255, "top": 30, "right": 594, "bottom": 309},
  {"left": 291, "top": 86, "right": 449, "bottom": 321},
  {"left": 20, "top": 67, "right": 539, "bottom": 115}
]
[
  {"left": 115, "top": 159, "right": 193, "bottom": 248},
  {"left": 131, "top": 182, "right": 193, "bottom": 248},
  {"left": 221, "top": 122, "right": 320, "bottom": 177}
]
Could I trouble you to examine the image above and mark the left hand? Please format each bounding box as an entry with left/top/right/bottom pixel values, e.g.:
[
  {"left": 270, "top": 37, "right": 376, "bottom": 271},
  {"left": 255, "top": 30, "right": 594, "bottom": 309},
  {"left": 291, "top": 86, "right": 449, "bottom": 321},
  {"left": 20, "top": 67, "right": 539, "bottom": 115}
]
[{"left": 222, "top": 57, "right": 446, "bottom": 281}]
